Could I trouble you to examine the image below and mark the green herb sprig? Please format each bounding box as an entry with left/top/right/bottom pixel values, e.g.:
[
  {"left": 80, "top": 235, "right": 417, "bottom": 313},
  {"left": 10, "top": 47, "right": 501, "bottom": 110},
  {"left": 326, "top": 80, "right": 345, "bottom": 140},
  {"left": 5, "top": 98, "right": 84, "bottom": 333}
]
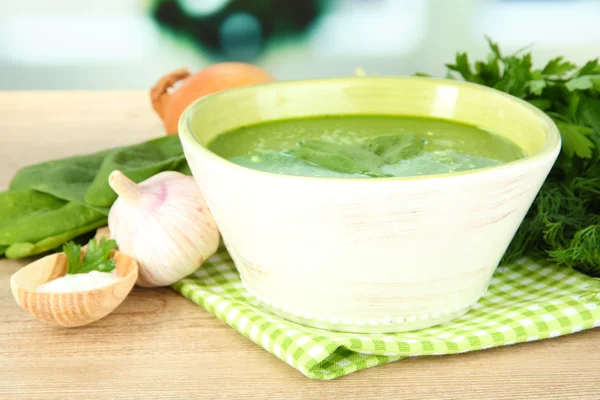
[
  {"left": 427, "top": 37, "right": 600, "bottom": 276},
  {"left": 64, "top": 237, "right": 117, "bottom": 275}
]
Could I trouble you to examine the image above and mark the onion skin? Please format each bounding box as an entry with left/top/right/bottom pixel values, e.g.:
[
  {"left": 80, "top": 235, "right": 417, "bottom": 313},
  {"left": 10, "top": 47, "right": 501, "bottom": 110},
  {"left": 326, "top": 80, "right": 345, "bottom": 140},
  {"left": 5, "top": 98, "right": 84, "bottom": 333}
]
[{"left": 151, "top": 63, "right": 275, "bottom": 135}]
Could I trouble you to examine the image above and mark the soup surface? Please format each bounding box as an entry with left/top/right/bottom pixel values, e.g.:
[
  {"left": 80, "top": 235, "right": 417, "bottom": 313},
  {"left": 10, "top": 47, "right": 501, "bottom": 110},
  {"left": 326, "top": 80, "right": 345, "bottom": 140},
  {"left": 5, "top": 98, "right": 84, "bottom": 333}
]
[{"left": 208, "top": 115, "right": 524, "bottom": 178}]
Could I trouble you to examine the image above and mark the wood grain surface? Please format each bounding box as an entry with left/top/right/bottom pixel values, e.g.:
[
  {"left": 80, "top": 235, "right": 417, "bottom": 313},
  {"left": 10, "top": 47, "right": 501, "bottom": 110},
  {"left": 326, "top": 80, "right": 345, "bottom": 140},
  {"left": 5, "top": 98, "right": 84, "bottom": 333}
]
[{"left": 1, "top": 92, "right": 599, "bottom": 400}]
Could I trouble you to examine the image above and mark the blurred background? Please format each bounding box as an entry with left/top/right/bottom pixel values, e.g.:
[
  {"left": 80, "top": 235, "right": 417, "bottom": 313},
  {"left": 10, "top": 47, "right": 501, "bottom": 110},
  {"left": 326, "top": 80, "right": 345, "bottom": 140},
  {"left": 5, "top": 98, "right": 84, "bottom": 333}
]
[{"left": 1, "top": 0, "right": 599, "bottom": 90}]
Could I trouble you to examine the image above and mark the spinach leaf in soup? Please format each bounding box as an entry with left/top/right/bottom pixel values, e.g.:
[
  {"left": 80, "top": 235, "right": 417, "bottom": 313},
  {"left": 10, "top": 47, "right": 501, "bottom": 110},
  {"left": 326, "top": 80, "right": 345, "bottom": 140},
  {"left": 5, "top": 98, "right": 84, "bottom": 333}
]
[
  {"left": 365, "top": 134, "right": 424, "bottom": 164},
  {"left": 287, "top": 140, "right": 386, "bottom": 177}
]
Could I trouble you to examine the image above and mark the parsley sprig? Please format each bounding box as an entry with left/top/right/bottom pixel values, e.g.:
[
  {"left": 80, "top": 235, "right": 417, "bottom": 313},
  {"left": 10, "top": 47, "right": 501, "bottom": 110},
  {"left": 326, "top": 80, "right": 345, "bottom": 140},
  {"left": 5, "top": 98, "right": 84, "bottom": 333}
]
[
  {"left": 64, "top": 237, "right": 117, "bottom": 275},
  {"left": 441, "top": 36, "right": 600, "bottom": 161},
  {"left": 425, "top": 37, "right": 600, "bottom": 276}
]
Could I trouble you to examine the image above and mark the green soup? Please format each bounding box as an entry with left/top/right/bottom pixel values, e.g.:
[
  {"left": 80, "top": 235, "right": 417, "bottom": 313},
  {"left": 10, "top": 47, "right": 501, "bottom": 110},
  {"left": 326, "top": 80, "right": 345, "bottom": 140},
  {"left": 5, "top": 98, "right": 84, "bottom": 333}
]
[{"left": 208, "top": 115, "right": 525, "bottom": 178}]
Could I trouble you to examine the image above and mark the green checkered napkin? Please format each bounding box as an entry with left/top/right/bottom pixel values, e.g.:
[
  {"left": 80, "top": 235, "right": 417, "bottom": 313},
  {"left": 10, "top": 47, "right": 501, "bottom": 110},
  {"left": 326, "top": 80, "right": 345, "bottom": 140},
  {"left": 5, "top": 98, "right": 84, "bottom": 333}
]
[{"left": 172, "top": 248, "right": 600, "bottom": 380}]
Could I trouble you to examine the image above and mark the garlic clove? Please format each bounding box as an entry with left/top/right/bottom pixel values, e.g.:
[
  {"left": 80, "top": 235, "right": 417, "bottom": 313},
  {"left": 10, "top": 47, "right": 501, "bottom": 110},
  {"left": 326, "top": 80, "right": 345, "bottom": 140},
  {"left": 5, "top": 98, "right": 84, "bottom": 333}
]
[{"left": 108, "top": 170, "right": 220, "bottom": 287}]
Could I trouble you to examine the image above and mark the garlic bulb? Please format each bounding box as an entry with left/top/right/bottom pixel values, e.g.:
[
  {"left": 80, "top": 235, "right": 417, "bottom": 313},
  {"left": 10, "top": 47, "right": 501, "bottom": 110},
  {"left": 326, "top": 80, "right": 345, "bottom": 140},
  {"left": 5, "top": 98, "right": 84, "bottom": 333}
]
[{"left": 108, "top": 170, "right": 220, "bottom": 287}]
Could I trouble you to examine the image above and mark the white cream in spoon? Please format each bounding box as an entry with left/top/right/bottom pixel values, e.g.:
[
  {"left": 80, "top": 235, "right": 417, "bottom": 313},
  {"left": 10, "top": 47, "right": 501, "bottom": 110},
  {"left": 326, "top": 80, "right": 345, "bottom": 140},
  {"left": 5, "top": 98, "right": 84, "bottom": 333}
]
[{"left": 37, "top": 270, "right": 122, "bottom": 293}]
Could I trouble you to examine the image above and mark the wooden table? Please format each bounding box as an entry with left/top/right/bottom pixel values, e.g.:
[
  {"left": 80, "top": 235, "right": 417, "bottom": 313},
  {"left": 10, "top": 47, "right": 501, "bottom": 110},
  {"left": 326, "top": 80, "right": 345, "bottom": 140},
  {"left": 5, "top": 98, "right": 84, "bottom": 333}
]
[{"left": 1, "top": 92, "right": 598, "bottom": 400}]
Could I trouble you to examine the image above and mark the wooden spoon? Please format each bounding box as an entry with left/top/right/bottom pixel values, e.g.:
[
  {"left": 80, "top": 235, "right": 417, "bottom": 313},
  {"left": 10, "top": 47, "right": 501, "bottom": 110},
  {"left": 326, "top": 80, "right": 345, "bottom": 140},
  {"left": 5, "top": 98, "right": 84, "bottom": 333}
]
[{"left": 10, "top": 249, "right": 138, "bottom": 327}]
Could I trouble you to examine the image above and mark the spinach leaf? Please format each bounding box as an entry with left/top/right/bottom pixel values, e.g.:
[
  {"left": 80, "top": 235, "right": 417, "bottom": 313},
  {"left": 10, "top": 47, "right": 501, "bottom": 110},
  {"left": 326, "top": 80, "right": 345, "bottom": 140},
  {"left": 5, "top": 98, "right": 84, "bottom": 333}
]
[
  {"left": 364, "top": 134, "right": 424, "bottom": 163},
  {"left": 9, "top": 136, "right": 190, "bottom": 211},
  {"left": 2, "top": 135, "right": 192, "bottom": 259},
  {"left": 4, "top": 218, "right": 106, "bottom": 259},
  {"left": 0, "top": 200, "right": 106, "bottom": 244},
  {"left": 287, "top": 140, "right": 386, "bottom": 177},
  {"left": 0, "top": 189, "right": 66, "bottom": 222},
  {"left": 9, "top": 150, "right": 112, "bottom": 213},
  {"left": 0, "top": 189, "right": 105, "bottom": 256},
  {"left": 177, "top": 161, "right": 193, "bottom": 176},
  {"left": 85, "top": 135, "right": 187, "bottom": 207}
]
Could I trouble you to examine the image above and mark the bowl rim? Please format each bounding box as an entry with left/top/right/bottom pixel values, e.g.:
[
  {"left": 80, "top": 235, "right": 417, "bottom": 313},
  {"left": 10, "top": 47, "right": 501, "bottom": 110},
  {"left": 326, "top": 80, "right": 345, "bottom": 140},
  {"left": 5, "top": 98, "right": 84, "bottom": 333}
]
[{"left": 178, "top": 76, "right": 561, "bottom": 183}]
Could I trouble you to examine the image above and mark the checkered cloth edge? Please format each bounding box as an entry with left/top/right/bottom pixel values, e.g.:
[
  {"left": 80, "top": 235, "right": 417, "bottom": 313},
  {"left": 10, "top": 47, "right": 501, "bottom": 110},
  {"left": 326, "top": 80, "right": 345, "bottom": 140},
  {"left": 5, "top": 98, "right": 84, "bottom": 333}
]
[{"left": 172, "top": 248, "right": 600, "bottom": 380}]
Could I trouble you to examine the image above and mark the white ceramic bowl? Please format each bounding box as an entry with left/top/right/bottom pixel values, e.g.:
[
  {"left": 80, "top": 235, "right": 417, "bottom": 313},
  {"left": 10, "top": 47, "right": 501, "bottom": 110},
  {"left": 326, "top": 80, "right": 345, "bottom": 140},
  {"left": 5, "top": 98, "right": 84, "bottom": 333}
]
[{"left": 179, "top": 77, "right": 561, "bottom": 333}]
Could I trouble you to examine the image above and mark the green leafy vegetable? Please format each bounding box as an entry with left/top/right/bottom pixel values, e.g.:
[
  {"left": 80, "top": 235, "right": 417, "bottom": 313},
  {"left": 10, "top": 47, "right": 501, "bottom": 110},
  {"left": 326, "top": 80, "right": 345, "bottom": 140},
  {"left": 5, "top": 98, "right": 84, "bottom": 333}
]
[
  {"left": 364, "top": 134, "right": 424, "bottom": 163},
  {"left": 1, "top": 135, "right": 191, "bottom": 259},
  {"left": 0, "top": 201, "right": 106, "bottom": 245},
  {"left": 550, "top": 225, "right": 600, "bottom": 270},
  {"left": 85, "top": 135, "right": 187, "bottom": 207},
  {"left": 577, "top": 59, "right": 600, "bottom": 77},
  {"left": 0, "top": 189, "right": 108, "bottom": 258},
  {"left": 9, "top": 149, "right": 113, "bottom": 213},
  {"left": 554, "top": 121, "right": 594, "bottom": 158},
  {"left": 285, "top": 135, "right": 425, "bottom": 177},
  {"left": 64, "top": 237, "right": 117, "bottom": 275},
  {"left": 9, "top": 135, "right": 188, "bottom": 212},
  {"left": 440, "top": 36, "right": 600, "bottom": 161},
  {"left": 541, "top": 56, "right": 577, "bottom": 77},
  {"left": 4, "top": 219, "right": 107, "bottom": 259},
  {"left": 287, "top": 140, "right": 386, "bottom": 177},
  {"left": 433, "top": 37, "right": 600, "bottom": 276},
  {"left": 0, "top": 189, "right": 66, "bottom": 223},
  {"left": 565, "top": 75, "right": 600, "bottom": 92}
]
